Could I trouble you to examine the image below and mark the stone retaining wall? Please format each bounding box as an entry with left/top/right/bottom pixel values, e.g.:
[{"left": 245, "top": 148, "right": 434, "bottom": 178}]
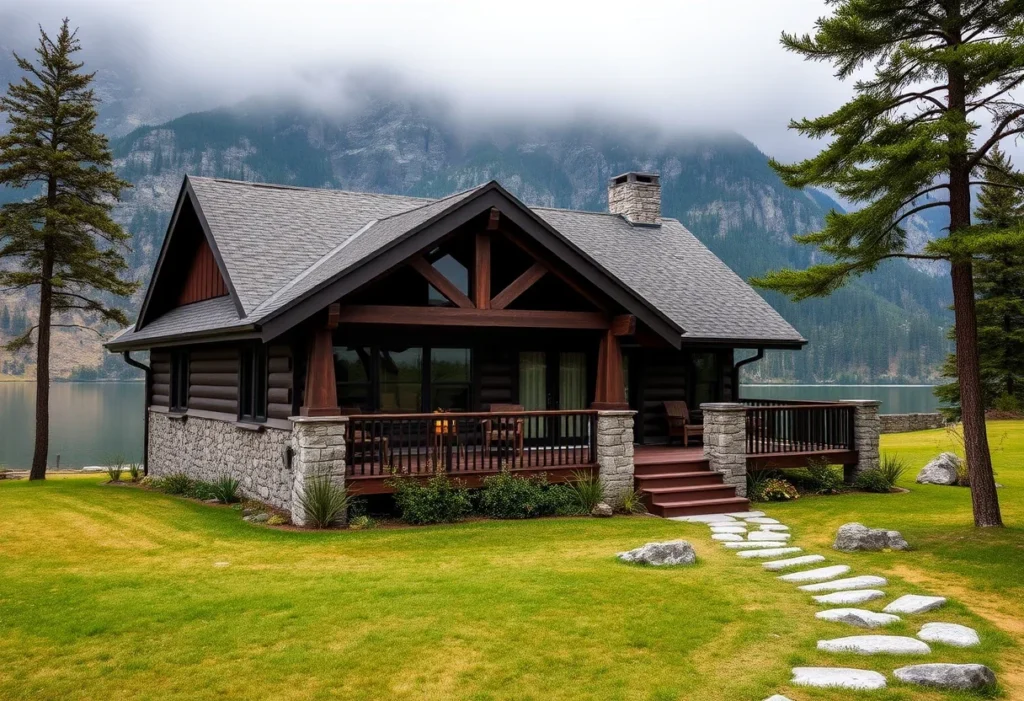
[{"left": 880, "top": 412, "right": 946, "bottom": 434}]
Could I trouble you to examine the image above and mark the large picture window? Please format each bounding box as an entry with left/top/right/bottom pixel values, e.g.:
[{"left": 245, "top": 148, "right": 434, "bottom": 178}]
[
  {"left": 379, "top": 348, "right": 423, "bottom": 412},
  {"left": 332, "top": 345, "right": 472, "bottom": 413},
  {"left": 335, "top": 346, "right": 372, "bottom": 411},
  {"left": 430, "top": 348, "right": 471, "bottom": 411},
  {"left": 239, "top": 343, "right": 267, "bottom": 422}
]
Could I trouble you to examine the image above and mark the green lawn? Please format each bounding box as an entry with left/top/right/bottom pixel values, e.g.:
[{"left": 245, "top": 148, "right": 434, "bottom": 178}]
[{"left": 0, "top": 422, "right": 1021, "bottom": 700}]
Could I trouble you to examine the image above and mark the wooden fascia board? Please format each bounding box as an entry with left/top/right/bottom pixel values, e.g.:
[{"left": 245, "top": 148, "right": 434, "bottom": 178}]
[{"left": 335, "top": 305, "right": 610, "bottom": 330}]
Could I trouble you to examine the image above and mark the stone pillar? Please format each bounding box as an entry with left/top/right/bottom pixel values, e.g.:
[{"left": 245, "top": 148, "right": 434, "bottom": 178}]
[
  {"left": 595, "top": 410, "right": 636, "bottom": 505},
  {"left": 841, "top": 400, "right": 881, "bottom": 483},
  {"left": 701, "top": 403, "right": 747, "bottom": 498},
  {"left": 289, "top": 416, "right": 348, "bottom": 526}
]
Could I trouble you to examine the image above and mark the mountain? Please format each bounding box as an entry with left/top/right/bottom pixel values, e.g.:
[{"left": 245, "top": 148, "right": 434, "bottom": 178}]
[{"left": 0, "top": 92, "right": 953, "bottom": 382}]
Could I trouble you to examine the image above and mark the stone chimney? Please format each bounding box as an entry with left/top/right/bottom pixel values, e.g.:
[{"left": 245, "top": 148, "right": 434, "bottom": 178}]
[{"left": 607, "top": 172, "right": 660, "bottom": 225}]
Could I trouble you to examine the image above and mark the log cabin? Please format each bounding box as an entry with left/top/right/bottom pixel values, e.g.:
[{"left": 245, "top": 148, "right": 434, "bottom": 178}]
[{"left": 107, "top": 172, "right": 879, "bottom": 523}]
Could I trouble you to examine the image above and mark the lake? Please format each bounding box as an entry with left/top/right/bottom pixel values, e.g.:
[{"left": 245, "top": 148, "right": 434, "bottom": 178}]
[{"left": 0, "top": 381, "right": 942, "bottom": 469}]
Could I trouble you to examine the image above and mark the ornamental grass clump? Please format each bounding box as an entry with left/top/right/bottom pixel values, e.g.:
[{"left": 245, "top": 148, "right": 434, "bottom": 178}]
[
  {"left": 297, "top": 474, "right": 351, "bottom": 529},
  {"left": 617, "top": 486, "right": 647, "bottom": 515},
  {"left": 877, "top": 454, "right": 907, "bottom": 489},
  {"left": 566, "top": 469, "right": 604, "bottom": 513},
  {"left": 106, "top": 456, "right": 125, "bottom": 483},
  {"left": 127, "top": 462, "right": 142, "bottom": 482},
  {"left": 210, "top": 475, "right": 241, "bottom": 504}
]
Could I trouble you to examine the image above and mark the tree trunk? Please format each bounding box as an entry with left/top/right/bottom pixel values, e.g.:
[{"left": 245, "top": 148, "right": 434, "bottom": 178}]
[{"left": 29, "top": 248, "right": 53, "bottom": 480}]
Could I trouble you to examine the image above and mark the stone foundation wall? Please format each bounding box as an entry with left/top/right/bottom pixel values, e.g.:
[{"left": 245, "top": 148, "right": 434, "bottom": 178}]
[
  {"left": 148, "top": 411, "right": 292, "bottom": 511},
  {"left": 596, "top": 410, "right": 635, "bottom": 505},
  {"left": 701, "top": 403, "right": 747, "bottom": 497},
  {"left": 880, "top": 412, "right": 946, "bottom": 434}
]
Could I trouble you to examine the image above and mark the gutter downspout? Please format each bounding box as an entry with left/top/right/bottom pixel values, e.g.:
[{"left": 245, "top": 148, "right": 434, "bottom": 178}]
[
  {"left": 733, "top": 348, "right": 765, "bottom": 401},
  {"left": 122, "top": 351, "right": 151, "bottom": 476}
]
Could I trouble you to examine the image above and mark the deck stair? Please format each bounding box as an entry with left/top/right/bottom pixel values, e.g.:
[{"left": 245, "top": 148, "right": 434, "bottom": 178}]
[{"left": 634, "top": 447, "right": 749, "bottom": 517}]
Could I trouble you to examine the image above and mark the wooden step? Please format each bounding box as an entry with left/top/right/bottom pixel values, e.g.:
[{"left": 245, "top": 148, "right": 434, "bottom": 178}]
[
  {"left": 634, "top": 459, "right": 710, "bottom": 476},
  {"left": 633, "top": 471, "right": 723, "bottom": 490},
  {"left": 648, "top": 496, "right": 751, "bottom": 518},
  {"left": 643, "top": 483, "right": 740, "bottom": 504}
]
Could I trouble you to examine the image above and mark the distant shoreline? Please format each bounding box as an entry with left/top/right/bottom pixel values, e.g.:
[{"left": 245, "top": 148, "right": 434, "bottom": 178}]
[{"left": 742, "top": 384, "right": 937, "bottom": 388}]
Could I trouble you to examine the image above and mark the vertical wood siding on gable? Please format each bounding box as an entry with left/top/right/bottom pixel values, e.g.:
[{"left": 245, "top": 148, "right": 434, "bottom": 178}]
[
  {"left": 267, "top": 345, "right": 294, "bottom": 420},
  {"left": 178, "top": 237, "right": 228, "bottom": 306}
]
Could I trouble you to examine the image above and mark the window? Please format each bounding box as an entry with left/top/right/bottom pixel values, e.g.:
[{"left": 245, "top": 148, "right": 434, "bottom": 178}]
[
  {"left": 239, "top": 344, "right": 268, "bottom": 422},
  {"left": 427, "top": 253, "right": 468, "bottom": 306},
  {"left": 169, "top": 350, "right": 189, "bottom": 411},
  {"left": 692, "top": 352, "right": 720, "bottom": 408},
  {"left": 430, "top": 348, "right": 471, "bottom": 411},
  {"left": 335, "top": 346, "right": 372, "bottom": 411},
  {"left": 379, "top": 347, "right": 422, "bottom": 412}
]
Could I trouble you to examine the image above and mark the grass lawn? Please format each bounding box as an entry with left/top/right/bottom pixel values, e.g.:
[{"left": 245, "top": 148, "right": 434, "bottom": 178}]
[{"left": 0, "top": 422, "right": 1021, "bottom": 700}]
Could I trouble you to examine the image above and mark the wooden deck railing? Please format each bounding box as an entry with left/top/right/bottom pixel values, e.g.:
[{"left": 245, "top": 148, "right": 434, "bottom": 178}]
[
  {"left": 345, "top": 410, "right": 598, "bottom": 477},
  {"left": 741, "top": 402, "right": 855, "bottom": 455}
]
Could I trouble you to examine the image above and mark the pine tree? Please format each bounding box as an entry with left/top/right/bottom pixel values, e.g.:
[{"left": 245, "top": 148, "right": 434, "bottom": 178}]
[
  {"left": 936, "top": 147, "right": 1024, "bottom": 415},
  {"left": 754, "top": 1, "right": 1024, "bottom": 527},
  {"left": 0, "top": 20, "right": 138, "bottom": 480}
]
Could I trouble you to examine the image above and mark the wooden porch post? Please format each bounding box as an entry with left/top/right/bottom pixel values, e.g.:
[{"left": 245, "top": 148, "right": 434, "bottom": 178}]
[
  {"left": 592, "top": 328, "right": 628, "bottom": 410},
  {"left": 301, "top": 304, "right": 340, "bottom": 417}
]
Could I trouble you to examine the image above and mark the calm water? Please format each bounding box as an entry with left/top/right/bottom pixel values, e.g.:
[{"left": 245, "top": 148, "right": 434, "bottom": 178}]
[{"left": 0, "top": 381, "right": 941, "bottom": 469}]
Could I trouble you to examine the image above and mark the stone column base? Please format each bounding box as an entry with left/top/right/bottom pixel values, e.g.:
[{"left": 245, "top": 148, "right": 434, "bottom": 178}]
[
  {"left": 289, "top": 417, "right": 348, "bottom": 526},
  {"left": 701, "top": 403, "right": 747, "bottom": 497},
  {"left": 596, "top": 410, "right": 636, "bottom": 506},
  {"left": 840, "top": 400, "right": 881, "bottom": 482}
]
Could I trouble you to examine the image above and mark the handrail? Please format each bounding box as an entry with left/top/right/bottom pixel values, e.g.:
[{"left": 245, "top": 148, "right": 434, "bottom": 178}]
[
  {"left": 744, "top": 402, "right": 855, "bottom": 454},
  {"left": 342, "top": 409, "right": 599, "bottom": 420}
]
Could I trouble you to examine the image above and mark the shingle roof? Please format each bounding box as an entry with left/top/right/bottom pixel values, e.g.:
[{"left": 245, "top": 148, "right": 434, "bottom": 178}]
[{"left": 108, "top": 176, "right": 804, "bottom": 349}]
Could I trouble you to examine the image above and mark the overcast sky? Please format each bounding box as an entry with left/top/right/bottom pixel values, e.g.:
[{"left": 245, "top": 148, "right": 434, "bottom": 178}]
[{"left": 5, "top": 1, "right": 859, "bottom": 160}]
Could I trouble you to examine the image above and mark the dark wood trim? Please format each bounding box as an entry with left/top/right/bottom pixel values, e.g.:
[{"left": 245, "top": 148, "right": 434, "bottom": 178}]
[
  {"left": 490, "top": 262, "right": 546, "bottom": 310},
  {"left": 475, "top": 232, "right": 491, "bottom": 309},
  {"left": 487, "top": 207, "right": 501, "bottom": 231},
  {"left": 336, "top": 305, "right": 610, "bottom": 330},
  {"left": 592, "top": 328, "right": 627, "bottom": 409},
  {"left": 178, "top": 236, "right": 229, "bottom": 306},
  {"left": 409, "top": 256, "right": 474, "bottom": 309},
  {"left": 499, "top": 228, "right": 609, "bottom": 312},
  {"left": 611, "top": 315, "right": 636, "bottom": 337},
  {"left": 747, "top": 450, "right": 858, "bottom": 471},
  {"left": 301, "top": 321, "right": 339, "bottom": 417}
]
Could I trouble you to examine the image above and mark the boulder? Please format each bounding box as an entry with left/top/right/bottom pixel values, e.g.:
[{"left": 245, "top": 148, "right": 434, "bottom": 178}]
[
  {"left": 894, "top": 663, "right": 996, "bottom": 690},
  {"left": 834, "top": 522, "right": 910, "bottom": 552},
  {"left": 618, "top": 540, "right": 696, "bottom": 566},
  {"left": 916, "top": 453, "right": 961, "bottom": 485},
  {"left": 591, "top": 502, "right": 613, "bottom": 517},
  {"left": 243, "top": 512, "right": 270, "bottom": 523},
  {"left": 917, "top": 622, "right": 980, "bottom": 647}
]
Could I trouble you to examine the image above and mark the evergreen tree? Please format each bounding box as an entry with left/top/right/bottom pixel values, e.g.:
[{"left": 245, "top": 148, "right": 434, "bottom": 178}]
[
  {"left": 754, "top": 0, "right": 1024, "bottom": 526},
  {"left": 0, "top": 20, "right": 138, "bottom": 480},
  {"left": 936, "top": 147, "right": 1024, "bottom": 415},
  {"left": 0, "top": 304, "right": 9, "bottom": 332}
]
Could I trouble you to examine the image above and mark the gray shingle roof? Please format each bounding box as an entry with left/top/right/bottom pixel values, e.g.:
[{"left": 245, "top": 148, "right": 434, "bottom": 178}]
[{"left": 108, "top": 176, "right": 804, "bottom": 349}]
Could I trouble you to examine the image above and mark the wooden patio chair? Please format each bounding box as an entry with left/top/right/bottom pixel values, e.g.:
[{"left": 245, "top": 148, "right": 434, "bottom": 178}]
[
  {"left": 482, "top": 403, "right": 525, "bottom": 461},
  {"left": 663, "top": 401, "right": 703, "bottom": 446},
  {"left": 340, "top": 407, "right": 390, "bottom": 466}
]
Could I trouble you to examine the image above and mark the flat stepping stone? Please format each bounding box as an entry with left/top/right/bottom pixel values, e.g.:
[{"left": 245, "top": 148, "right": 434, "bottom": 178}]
[
  {"left": 749, "top": 530, "right": 791, "bottom": 541},
  {"left": 779, "top": 565, "right": 850, "bottom": 583},
  {"left": 917, "top": 622, "right": 980, "bottom": 647},
  {"left": 813, "top": 589, "right": 886, "bottom": 605},
  {"left": 763, "top": 554, "right": 825, "bottom": 570},
  {"left": 709, "top": 525, "right": 747, "bottom": 533},
  {"left": 883, "top": 594, "right": 946, "bottom": 615},
  {"left": 818, "top": 635, "right": 930, "bottom": 655},
  {"left": 724, "top": 540, "right": 790, "bottom": 549},
  {"left": 791, "top": 667, "right": 887, "bottom": 690},
  {"left": 745, "top": 517, "right": 781, "bottom": 524},
  {"left": 763, "top": 696, "right": 793, "bottom": 701},
  {"left": 816, "top": 608, "right": 901, "bottom": 628},
  {"left": 799, "top": 576, "right": 887, "bottom": 592},
  {"left": 894, "top": 663, "right": 996, "bottom": 691},
  {"left": 725, "top": 510, "right": 765, "bottom": 518},
  {"left": 712, "top": 533, "right": 744, "bottom": 541},
  {"left": 737, "top": 547, "right": 802, "bottom": 559},
  {"left": 670, "top": 514, "right": 736, "bottom": 523},
  {"left": 759, "top": 524, "right": 789, "bottom": 532}
]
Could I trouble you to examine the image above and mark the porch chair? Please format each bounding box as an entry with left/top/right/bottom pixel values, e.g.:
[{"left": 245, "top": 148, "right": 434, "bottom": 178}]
[
  {"left": 663, "top": 401, "right": 703, "bottom": 446},
  {"left": 340, "top": 407, "right": 390, "bottom": 468},
  {"left": 482, "top": 403, "right": 526, "bottom": 464}
]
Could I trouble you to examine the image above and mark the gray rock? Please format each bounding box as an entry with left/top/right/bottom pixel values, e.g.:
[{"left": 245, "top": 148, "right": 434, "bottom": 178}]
[
  {"left": 618, "top": 540, "right": 696, "bottom": 566},
  {"left": 916, "top": 452, "right": 961, "bottom": 485},
  {"left": 244, "top": 512, "right": 270, "bottom": 523},
  {"left": 917, "top": 622, "right": 980, "bottom": 647},
  {"left": 591, "top": 502, "right": 613, "bottom": 517},
  {"left": 763, "top": 554, "right": 826, "bottom": 570},
  {"left": 817, "top": 635, "right": 931, "bottom": 655},
  {"left": 883, "top": 595, "right": 947, "bottom": 615},
  {"left": 779, "top": 565, "right": 851, "bottom": 583},
  {"left": 834, "top": 522, "right": 910, "bottom": 552},
  {"left": 791, "top": 667, "right": 887, "bottom": 690},
  {"left": 815, "top": 608, "right": 901, "bottom": 628},
  {"left": 799, "top": 575, "right": 888, "bottom": 592},
  {"left": 812, "top": 589, "right": 886, "bottom": 605},
  {"left": 737, "top": 547, "right": 802, "bottom": 559},
  {"left": 711, "top": 533, "right": 744, "bottom": 541},
  {"left": 894, "top": 663, "right": 996, "bottom": 690}
]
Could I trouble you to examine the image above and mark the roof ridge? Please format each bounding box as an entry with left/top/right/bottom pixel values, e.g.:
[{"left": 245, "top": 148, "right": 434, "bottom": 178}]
[
  {"left": 191, "top": 175, "right": 435, "bottom": 202},
  {"left": 374, "top": 183, "right": 487, "bottom": 222}
]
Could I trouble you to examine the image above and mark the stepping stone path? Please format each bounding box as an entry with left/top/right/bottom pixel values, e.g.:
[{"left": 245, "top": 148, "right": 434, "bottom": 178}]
[
  {"left": 894, "top": 663, "right": 996, "bottom": 691},
  {"left": 763, "top": 554, "right": 825, "bottom": 570},
  {"left": 817, "top": 635, "right": 931, "bottom": 655},
  {"left": 725, "top": 511, "right": 765, "bottom": 518},
  {"left": 763, "top": 696, "right": 793, "bottom": 701},
  {"left": 799, "top": 575, "right": 887, "bottom": 593},
  {"left": 759, "top": 524, "right": 789, "bottom": 532},
  {"left": 778, "top": 565, "right": 850, "bottom": 583},
  {"left": 712, "top": 533, "right": 744, "bottom": 541},
  {"left": 749, "top": 530, "right": 791, "bottom": 541},
  {"left": 737, "top": 547, "right": 801, "bottom": 559},
  {"left": 745, "top": 517, "right": 780, "bottom": 524},
  {"left": 724, "top": 540, "right": 789, "bottom": 549},
  {"left": 671, "top": 514, "right": 736, "bottom": 523},
  {"left": 791, "top": 667, "right": 887, "bottom": 690},
  {"left": 917, "top": 622, "right": 980, "bottom": 648},
  {"left": 816, "top": 608, "right": 901, "bottom": 628},
  {"left": 709, "top": 525, "right": 746, "bottom": 533},
  {"left": 813, "top": 589, "right": 886, "bottom": 605},
  {"left": 883, "top": 594, "right": 946, "bottom": 615}
]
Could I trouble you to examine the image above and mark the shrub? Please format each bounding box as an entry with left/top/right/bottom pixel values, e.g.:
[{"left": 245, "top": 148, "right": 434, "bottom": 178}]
[
  {"left": 189, "top": 480, "right": 218, "bottom": 501},
  {"left": 127, "top": 462, "right": 143, "bottom": 482},
  {"left": 160, "top": 472, "right": 194, "bottom": 495},
  {"left": 266, "top": 514, "right": 287, "bottom": 526},
  {"left": 106, "top": 457, "right": 125, "bottom": 482},
  {"left": 349, "top": 515, "right": 377, "bottom": 530},
  {"left": 566, "top": 469, "right": 604, "bottom": 513},
  {"left": 746, "top": 469, "right": 776, "bottom": 499},
  {"left": 479, "top": 470, "right": 549, "bottom": 519},
  {"left": 297, "top": 474, "right": 351, "bottom": 528},
  {"left": 805, "top": 458, "right": 846, "bottom": 495},
  {"left": 854, "top": 469, "right": 892, "bottom": 493},
  {"left": 993, "top": 393, "right": 1022, "bottom": 414},
  {"left": 751, "top": 477, "right": 799, "bottom": 502},
  {"left": 877, "top": 454, "right": 907, "bottom": 489},
  {"left": 210, "top": 475, "right": 241, "bottom": 504},
  {"left": 390, "top": 473, "right": 473, "bottom": 525},
  {"left": 540, "top": 484, "right": 584, "bottom": 516},
  {"left": 617, "top": 487, "right": 647, "bottom": 515}
]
